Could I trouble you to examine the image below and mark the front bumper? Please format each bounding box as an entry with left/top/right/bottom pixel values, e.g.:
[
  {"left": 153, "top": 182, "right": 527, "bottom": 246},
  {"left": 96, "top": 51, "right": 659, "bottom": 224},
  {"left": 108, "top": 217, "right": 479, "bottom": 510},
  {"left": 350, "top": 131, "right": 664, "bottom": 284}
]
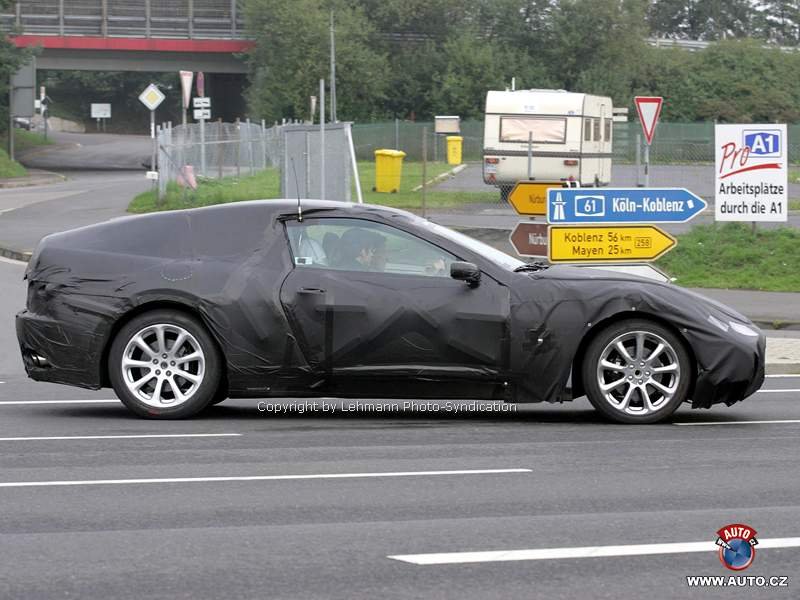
[
  {"left": 16, "top": 309, "right": 104, "bottom": 390},
  {"left": 690, "top": 330, "right": 766, "bottom": 409}
]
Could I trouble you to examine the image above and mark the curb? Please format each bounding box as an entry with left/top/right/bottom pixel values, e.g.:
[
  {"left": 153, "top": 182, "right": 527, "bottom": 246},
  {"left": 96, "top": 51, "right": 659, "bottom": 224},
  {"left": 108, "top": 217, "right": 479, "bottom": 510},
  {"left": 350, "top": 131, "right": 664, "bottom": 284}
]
[
  {"left": 0, "top": 170, "right": 65, "bottom": 189},
  {"left": 411, "top": 164, "right": 467, "bottom": 192},
  {"left": 0, "top": 245, "right": 32, "bottom": 262}
]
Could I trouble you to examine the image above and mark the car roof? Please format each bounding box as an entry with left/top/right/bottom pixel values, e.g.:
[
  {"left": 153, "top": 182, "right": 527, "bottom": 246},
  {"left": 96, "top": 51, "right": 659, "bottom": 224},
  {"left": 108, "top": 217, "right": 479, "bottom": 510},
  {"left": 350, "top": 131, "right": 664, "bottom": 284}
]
[{"left": 184, "top": 199, "right": 417, "bottom": 220}]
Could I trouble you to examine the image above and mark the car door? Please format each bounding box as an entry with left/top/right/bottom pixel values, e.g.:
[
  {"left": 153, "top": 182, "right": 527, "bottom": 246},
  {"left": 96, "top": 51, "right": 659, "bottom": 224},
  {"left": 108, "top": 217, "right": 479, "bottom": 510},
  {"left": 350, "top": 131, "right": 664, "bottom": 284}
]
[{"left": 279, "top": 217, "right": 510, "bottom": 393}]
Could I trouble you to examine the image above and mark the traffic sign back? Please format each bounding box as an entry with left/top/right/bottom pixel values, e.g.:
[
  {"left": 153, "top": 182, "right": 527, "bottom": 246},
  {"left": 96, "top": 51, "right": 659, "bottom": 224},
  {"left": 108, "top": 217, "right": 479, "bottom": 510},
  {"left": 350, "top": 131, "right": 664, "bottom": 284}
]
[{"left": 509, "top": 181, "right": 557, "bottom": 215}]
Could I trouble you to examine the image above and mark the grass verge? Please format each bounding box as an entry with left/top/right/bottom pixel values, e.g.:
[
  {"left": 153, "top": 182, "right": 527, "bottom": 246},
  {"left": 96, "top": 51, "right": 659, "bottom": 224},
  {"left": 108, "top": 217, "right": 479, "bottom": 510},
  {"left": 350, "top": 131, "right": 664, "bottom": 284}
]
[
  {"left": 657, "top": 222, "right": 800, "bottom": 292},
  {"left": 0, "top": 148, "right": 27, "bottom": 178},
  {"left": 0, "top": 130, "right": 52, "bottom": 155},
  {"left": 129, "top": 161, "right": 495, "bottom": 213}
]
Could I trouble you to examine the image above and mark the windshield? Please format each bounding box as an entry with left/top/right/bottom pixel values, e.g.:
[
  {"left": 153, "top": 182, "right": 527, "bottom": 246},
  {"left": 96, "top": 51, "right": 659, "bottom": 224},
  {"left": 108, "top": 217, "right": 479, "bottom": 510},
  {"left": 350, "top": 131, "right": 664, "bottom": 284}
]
[{"left": 415, "top": 219, "right": 525, "bottom": 271}]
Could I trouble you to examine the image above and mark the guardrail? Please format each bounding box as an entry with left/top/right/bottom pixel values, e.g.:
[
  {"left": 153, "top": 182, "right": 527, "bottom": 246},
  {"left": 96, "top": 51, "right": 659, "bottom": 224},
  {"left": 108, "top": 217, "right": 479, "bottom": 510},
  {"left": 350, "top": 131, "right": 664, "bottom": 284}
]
[{"left": 0, "top": 0, "right": 246, "bottom": 39}]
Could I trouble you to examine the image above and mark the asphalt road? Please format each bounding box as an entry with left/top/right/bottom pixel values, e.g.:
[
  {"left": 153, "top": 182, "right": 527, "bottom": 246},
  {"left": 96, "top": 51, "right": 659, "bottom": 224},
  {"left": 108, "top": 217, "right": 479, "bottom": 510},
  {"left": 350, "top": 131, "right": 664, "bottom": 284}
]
[
  {"left": 20, "top": 131, "right": 152, "bottom": 171},
  {"left": 1, "top": 257, "right": 799, "bottom": 599}
]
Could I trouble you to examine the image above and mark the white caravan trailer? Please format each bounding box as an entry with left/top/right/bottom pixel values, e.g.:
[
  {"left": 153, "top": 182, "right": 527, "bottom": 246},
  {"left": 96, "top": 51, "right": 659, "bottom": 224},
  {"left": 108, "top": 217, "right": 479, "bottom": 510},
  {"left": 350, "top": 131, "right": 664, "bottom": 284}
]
[{"left": 483, "top": 89, "right": 613, "bottom": 195}]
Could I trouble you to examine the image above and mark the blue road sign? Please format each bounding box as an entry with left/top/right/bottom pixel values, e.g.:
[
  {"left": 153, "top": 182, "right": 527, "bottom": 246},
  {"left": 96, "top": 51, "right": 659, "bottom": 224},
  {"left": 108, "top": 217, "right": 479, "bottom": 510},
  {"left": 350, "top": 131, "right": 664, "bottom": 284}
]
[{"left": 547, "top": 188, "right": 707, "bottom": 224}]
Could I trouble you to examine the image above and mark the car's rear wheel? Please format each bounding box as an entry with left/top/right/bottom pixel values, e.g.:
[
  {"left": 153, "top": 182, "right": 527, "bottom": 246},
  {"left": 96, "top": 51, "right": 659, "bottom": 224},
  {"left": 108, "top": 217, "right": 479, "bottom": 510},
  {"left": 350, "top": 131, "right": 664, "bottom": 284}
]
[
  {"left": 582, "top": 319, "right": 691, "bottom": 424},
  {"left": 109, "top": 309, "right": 221, "bottom": 419}
]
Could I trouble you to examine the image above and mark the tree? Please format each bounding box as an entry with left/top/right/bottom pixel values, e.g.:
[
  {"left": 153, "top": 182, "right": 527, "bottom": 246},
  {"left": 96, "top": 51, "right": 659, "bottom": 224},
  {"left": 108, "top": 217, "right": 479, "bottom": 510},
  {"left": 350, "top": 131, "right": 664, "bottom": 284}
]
[
  {"left": 0, "top": 0, "right": 34, "bottom": 134},
  {"left": 648, "top": 0, "right": 756, "bottom": 40},
  {"left": 245, "top": 0, "right": 389, "bottom": 122}
]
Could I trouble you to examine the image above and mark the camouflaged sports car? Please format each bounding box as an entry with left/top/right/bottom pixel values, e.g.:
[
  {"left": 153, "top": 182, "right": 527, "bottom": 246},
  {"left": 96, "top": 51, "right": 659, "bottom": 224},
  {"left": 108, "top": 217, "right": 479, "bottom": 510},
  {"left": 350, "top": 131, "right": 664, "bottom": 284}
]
[{"left": 17, "top": 200, "right": 765, "bottom": 423}]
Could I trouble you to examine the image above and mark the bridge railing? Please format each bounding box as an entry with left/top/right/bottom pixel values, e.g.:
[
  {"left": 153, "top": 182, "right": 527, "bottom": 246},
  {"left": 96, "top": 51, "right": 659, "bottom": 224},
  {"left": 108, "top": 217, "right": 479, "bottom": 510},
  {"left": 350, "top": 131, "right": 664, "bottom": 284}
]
[{"left": 0, "top": 0, "right": 246, "bottom": 39}]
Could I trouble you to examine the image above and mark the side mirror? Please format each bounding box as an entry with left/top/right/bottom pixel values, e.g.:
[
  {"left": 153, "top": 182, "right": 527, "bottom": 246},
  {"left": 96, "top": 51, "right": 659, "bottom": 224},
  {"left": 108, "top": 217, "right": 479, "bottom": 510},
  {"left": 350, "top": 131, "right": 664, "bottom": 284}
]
[{"left": 450, "top": 261, "right": 481, "bottom": 287}]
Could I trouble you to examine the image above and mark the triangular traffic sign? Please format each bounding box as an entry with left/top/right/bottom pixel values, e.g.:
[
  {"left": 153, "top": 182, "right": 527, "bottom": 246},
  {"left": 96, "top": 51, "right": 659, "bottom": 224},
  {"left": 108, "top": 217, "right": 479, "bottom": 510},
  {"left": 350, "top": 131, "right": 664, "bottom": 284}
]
[{"left": 634, "top": 96, "right": 663, "bottom": 145}]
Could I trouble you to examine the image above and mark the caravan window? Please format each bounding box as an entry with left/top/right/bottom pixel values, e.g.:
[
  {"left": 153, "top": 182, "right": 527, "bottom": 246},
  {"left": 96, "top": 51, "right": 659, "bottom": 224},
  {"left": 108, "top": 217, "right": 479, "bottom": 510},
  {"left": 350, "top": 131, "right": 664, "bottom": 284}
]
[
  {"left": 605, "top": 118, "right": 612, "bottom": 142},
  {"left": 500, "top": 117, "right": 566, "bottom": 144},
  {"left": 593, "top": 119, "right": 601, "bottom": 141},
  {"left": 584, "top": 118, "right": 592, "bottom": 141}
]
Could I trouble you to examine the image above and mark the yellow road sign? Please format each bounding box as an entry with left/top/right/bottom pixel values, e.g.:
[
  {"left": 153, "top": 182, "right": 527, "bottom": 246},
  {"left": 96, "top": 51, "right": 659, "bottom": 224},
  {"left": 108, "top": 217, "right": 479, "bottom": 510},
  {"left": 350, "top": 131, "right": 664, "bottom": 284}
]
[
  {"left": 509, "top": 181, "right": 560, "bottom": 216},
  {"left": 548, "top": 225, "right": 676, "bottom": 263}
]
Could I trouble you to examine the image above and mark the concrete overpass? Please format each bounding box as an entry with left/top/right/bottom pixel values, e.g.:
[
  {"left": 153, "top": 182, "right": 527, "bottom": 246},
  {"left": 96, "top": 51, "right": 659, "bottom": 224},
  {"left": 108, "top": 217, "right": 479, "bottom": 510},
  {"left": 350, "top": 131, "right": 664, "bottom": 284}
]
[{"left": 1, "top": 1, "right": 252, "bottom": 73}]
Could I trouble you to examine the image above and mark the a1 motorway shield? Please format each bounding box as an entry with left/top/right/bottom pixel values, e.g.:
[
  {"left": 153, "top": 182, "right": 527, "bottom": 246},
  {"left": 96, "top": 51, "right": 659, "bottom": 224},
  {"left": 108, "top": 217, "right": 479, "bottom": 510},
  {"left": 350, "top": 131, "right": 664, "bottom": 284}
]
[{"left": 547, "top": 188, "right": 706, "bottom": 224}]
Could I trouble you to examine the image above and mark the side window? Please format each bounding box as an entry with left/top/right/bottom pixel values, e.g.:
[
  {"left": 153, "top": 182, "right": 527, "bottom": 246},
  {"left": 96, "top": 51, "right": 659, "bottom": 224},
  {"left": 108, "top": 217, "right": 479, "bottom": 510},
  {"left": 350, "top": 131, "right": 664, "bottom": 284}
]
[
  {"left": 593, "top": 118, "right": 601, "bottom": 142},
  {"left": 286, "top": 218, "right": 458, "bottom": 278},
  {"left": 605, "top": 118, "right": 612, "bottom": 143},
  {"left": 584, "top": 118, "right": 592, "bottom": 142}
]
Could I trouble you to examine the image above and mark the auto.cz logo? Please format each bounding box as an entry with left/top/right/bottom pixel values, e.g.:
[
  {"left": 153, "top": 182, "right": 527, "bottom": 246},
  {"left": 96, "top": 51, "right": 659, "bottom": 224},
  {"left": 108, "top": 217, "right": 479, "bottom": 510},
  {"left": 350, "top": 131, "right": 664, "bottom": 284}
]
[{"left": 715, "top": 523, "right": 758, "bottom": 570}]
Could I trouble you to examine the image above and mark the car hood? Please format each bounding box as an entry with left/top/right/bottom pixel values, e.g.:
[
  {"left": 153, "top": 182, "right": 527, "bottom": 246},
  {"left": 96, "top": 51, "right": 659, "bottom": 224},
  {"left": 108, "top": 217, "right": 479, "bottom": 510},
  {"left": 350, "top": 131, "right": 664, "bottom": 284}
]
[{"left": 531, "top": 264, "right": 751, "bottom": 324}]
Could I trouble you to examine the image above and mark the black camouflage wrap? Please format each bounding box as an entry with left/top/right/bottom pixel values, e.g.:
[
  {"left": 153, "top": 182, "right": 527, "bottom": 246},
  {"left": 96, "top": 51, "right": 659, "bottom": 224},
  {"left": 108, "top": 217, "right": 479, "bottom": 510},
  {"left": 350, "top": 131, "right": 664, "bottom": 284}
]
[{"left": 16, "top": 200, "right": 765, "bottom": 408}]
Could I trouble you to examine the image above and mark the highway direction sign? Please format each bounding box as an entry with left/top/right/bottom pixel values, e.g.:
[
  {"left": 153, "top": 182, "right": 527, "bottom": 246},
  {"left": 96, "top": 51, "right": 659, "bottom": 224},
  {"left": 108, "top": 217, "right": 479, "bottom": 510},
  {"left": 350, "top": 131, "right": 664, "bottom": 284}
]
[
  {"left": 547, "top": 188, "right": 706, "bottom": 224},
  {"left": 634, "top": 96, "right": 663, "bottom": 145},
  {"left": 548, "top": 225, "right": 676, "bottom": 263},
  {"left": 509, "top": 222, "right": 548, "bottom": 257},
  {"left": 509, "top": 181, "right": 555, "bottom": 215},
  {"left": 138, "top": 84, "right": 165, "bottom": 111}
]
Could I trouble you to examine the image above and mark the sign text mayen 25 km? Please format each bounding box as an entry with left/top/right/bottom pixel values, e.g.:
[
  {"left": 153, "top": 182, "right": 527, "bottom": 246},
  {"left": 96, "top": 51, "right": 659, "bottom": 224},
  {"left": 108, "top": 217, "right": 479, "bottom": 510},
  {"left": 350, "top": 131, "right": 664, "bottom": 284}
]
[
  {"left": 548, "top": 225, "right": 676, "bottom": 263},
  {"left": 715, "top": 123, "right": 788, "bottom": 222},
  {"left": 547, "top": 188, "right": 706, "bottom": 224}
]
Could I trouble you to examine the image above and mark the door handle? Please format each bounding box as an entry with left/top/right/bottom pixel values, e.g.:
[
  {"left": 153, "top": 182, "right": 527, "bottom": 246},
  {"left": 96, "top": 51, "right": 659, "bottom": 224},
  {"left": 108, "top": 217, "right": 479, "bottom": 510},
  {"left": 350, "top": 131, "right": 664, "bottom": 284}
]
[{"left": 298, "top": 287, "right": 326, "bottom": 295}]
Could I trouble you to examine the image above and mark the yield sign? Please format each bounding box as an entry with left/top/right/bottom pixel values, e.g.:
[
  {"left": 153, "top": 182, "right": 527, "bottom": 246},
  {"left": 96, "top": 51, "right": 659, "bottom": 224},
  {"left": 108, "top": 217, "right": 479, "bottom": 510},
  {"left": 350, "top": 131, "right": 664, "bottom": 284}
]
[
  {"left": 634, "top": 96, "right": 663, "bottom": 145},
  {"left": 180, "top": 70, "right": 194, "bottom": 110}
]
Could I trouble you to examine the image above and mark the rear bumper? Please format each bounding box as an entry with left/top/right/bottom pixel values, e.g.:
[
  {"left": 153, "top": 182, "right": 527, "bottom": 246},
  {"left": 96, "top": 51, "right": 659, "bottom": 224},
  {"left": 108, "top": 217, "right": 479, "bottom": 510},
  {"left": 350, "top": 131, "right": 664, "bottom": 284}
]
[{"left": 16, "top": 309, "right": 104, "bottom": 390}]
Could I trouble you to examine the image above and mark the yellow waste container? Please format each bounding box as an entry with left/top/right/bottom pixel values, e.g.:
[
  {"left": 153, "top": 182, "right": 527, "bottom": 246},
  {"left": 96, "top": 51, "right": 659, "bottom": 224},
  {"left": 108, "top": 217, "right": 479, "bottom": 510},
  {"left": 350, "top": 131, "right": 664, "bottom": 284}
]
[
  {"left": 446, "top": 135, "right": 463, "bottom": 165},
  {"left": 374, "top": 149, "right": 406, "bottom": 193}
]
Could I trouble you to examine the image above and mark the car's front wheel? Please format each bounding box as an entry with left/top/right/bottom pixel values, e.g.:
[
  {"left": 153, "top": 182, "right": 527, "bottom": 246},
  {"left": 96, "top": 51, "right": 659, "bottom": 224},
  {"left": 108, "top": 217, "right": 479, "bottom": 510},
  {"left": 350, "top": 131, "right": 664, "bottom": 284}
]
[
  {"left": 582, "top": 319, "right": 691, "bottom": 424},
  {"left": 109, "top": 309, "right": 221, "bottom": 419}
]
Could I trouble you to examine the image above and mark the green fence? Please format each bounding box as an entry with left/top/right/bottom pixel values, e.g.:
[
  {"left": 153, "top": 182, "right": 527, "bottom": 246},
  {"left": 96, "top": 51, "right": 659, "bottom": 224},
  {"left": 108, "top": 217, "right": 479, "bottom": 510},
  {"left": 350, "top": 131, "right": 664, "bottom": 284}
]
[{"left": 352, "top": 121, "right": 800, "bottom": 164}]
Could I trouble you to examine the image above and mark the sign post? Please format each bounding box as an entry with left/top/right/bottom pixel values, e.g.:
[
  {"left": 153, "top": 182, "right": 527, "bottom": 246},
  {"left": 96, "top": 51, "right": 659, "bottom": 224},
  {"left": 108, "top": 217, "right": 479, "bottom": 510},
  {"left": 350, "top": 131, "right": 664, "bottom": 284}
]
[
  {"left": 193, "top": 96, "right": 211, "bottom": 177},
  {"left": 138, "top": 83, "right": 166, "bottom": 195},
  {"left": 714, "top": 124, "right": 788, "bottom": 223},
  {"left": 634, "top": 96, "right": 663, "bottom": 187}
]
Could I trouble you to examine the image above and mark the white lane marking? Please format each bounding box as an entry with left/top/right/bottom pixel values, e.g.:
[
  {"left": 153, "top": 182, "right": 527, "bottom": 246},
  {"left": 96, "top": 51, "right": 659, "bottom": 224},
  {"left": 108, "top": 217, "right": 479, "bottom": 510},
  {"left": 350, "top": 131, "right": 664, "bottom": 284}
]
[
  {"left": 766, "top": 374, "right": 800, "bottom": 378},
  {"left": 0, "top": 256, "right": 27, "bottom": 266},
  {"left": 756, "top": 389, "right": 800, "bottom": 393},
  {"left": 388, "top": 537, "right": 800, "bottom": 565},
  {"left": 0, "top": 468, "right": 531, "bottom": 489},
  {"left": 0, "top": 400, "right": 119, "bottom": 405},
  {"left": 0, "top": 433, "right": 241, "bottom": 442},
  {"left": 675, "top": 419, "right": 800, "bottom": 426}
]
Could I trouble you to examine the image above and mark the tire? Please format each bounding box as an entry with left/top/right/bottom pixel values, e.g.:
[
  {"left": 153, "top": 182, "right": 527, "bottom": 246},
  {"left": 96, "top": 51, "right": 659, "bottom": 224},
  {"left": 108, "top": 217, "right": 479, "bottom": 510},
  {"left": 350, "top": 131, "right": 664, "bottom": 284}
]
[
  {"left": 109, "top": 309, "right": 222, "bottom": 419},
  {"left": 581, "top": 319, "right": 691, "bottom": 424},
  {"left": 499, "top": 185, "right": 512, "bottom": 203},
  {"left": 211, "top": 379, "right": 229, "bottom": 405}
]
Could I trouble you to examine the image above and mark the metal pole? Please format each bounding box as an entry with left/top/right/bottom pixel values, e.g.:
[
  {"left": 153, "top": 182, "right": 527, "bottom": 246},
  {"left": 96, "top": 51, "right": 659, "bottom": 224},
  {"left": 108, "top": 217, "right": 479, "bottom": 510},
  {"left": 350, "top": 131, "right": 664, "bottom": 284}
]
[
  {"left": 644, "top": 143, "right": 650, "bottom": 188},
  {"left": 261, "top": 119, "right": 267, "bottom": 168},
  {"left": 330, "top": 10, "right": 337, "bottom": 123},
  {"left": 422, "top": 126, "right": 428, "bottom": 218},
  {"left": 395, "top": 117, "right": 399, "bottom": 150},
  {"left": 58, "top": 0, "right": 64, "bottom": 35},
  {"left": 235, "top": 117, "right": 241, "bottom": 179},
  {"left": 7, "top": 86, "right": 14, "bottom": 160},
  {"left": 246, "top": 118, "right": 254, "bottom": 175},
  {"left": 151, "top": 110, "right": 157, "bottom": 197},
  {"left": 217, "top": 118, "right": 223, "bottom": 179},
  {"left": 345, "top": 123, "right": 363, "bottom": 203},
  {"left": 231, "top": 0, "right": 237, "bottom": 36},
  {"left": 145, "top": 0, "right": 151, "bottom": 37},
  {"left": 200, "top": 116, "right": 206, "bottom": 177},
  {"left": 320, "top": 79, "right": 325, "bottom": 199},
  {"left": 527, "top": 131, "right": 533, "bottom": 180},
  {"left": 43, "top": 106, "right": 48, "bottom": 141},
  {"left": 635, "top": 133, "right": 642, "bottom": 187},
  {"left": 101, "top": 0, "right": 108, "bottom": 36}
]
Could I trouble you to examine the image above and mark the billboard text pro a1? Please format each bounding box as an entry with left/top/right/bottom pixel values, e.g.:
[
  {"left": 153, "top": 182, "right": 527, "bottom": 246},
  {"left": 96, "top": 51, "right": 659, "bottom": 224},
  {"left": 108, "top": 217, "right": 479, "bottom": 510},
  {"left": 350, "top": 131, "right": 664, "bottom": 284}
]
[{"left": 715, "top": 124, "right": 787, "bottom": 222}]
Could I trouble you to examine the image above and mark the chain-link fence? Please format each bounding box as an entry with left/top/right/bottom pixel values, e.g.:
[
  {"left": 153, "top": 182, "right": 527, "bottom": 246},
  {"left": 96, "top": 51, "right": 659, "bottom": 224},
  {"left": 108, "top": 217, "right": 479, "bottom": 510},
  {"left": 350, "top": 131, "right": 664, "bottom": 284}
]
[
  {"left": 156, "top": 120, "right": 356, "bottom": 203},
  {"left": 350, "top": 120, "right": 799, "bottom": 204}
]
